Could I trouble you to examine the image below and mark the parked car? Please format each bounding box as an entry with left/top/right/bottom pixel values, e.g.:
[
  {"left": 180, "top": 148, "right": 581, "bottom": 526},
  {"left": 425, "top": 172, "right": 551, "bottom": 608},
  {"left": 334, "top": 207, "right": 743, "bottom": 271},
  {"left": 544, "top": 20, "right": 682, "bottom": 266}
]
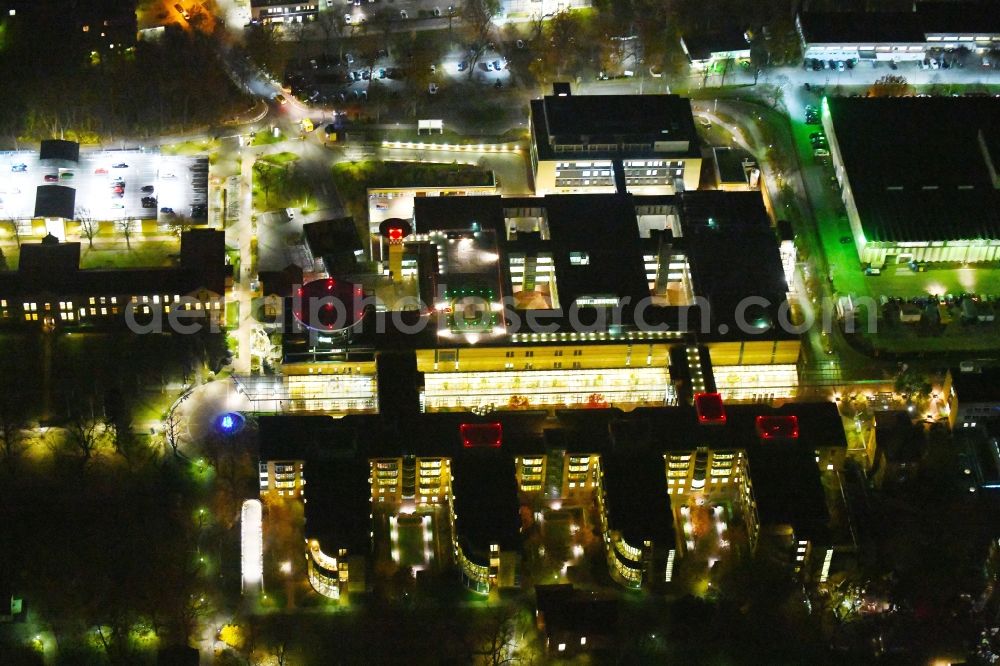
[
  {"left": 141, "top": 196, "right": 157, "bottom": 208},
  {"left": 43, "top": 174, "right": 58, "bottom": 182},
  {"left": 111, "top": 202, "right": 125, "bottom": 209},
  {"left": 112, "top": 163, "right": 128, "bottom": 169},
  {"left": 160, "top": 207, "right": 174, "bottom": 214},
  {"left": 274, "top": 94, "right": 287, "bottom": 104},
  {"left": 864, "top": 266, "right": 881, "bottom": 276},
  {"left": 428, "top": 83, "right": 438, "bottom": 94},
  {"left": 141, "top": 185, "right": 155, "bottom": 193},
  {"left": 814, "top": 148, "right": 830, "bottom": 158},
  {"left": 94, "top": 167, "right": 108, "bottom": 174},
  {"left": 60, "top": 171, "right": 74, "bottom": 179},
  {"left": 399, "top": 9, "right": 407, "bottom": 18},
  {"left": 11, "top": 163, "right": 27, "bottom": 172}
]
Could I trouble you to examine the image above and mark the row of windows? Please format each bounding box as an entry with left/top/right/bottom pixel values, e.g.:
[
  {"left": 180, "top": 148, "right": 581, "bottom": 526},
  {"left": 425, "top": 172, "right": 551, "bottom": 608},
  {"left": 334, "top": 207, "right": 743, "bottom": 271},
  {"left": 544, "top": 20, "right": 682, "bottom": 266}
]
[{"left": 504, "top": 349, "right": 584, "bottom": 357}]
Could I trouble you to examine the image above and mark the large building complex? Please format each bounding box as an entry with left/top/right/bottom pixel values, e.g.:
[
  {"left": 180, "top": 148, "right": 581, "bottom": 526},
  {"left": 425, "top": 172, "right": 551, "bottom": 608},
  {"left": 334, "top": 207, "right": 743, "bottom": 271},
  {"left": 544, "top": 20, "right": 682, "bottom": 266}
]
[
  {"left": 797, "top": 1, "right": 1000, "bottom": 63},
  {"left": 278, "top": 189, "right": 800, "bottom": 410},
  {"left": 528, "top": 92, "right": 703, "bottom": 195},
  {"left": 256, "top": 399, "right": 845, "bottom": 599},
  {"left": 823, "top": 96, "right": 1000, "bottom": 266}
]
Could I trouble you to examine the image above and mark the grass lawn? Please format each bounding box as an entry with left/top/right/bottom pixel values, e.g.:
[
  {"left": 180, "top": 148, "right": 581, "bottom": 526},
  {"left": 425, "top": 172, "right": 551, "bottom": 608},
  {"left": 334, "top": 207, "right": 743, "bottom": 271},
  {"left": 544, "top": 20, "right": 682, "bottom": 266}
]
[
  {"left": 226, "top": 300, "right": 239, "bottom": 327},
  {"left": 261, "top": 151, "right": 300, "bottom": 166},
  {"left": 79, "top": 240, "right": 179, "bottom": 268},
  {"left": 250, "top": 130, "right": 285, "bottom": 147},
  {"left": 252, "top": 158, "right": 312, "bottom": 212},
  {"left": 162, "top": 138, "right": 217, "bottom": 156}
]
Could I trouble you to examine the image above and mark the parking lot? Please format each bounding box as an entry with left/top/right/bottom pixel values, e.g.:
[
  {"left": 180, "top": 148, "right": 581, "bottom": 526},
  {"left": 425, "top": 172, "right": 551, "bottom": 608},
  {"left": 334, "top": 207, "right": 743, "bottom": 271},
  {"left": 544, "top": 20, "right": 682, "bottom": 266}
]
[{"left": 0, "top": 150, "right": 207, "bottom": 223}]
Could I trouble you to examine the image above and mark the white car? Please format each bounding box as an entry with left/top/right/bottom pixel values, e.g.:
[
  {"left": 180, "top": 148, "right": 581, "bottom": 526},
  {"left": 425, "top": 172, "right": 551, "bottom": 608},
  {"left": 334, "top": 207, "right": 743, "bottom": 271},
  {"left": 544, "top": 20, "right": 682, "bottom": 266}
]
[
  {"left": 161, "top": 172, "right": 176, "bottom": 179},
  {"left": 428, "top": 83, "right": 438, "bottom": 94},
  {"left": 111, "top": 202, "right": 125, "bottom": 209},
  {"left": 344, "top": 14, "right": 352, "bottom": 23}
]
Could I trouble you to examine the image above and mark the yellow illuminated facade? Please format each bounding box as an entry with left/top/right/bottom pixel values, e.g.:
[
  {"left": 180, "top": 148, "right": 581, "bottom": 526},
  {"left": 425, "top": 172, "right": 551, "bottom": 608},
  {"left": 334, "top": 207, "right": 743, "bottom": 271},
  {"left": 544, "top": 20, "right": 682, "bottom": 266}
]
[
  {"left": 259, "top": 460, "right": 305, "bottom": 499},
  {"left": 666, "top": 448, "right": 760, "bottom": 552},
  {"left": 415, "top": 338, "right": 799, "bottom": 411},
  {"left": 238, "top": 362, "right": 378, "bottom": 414}
]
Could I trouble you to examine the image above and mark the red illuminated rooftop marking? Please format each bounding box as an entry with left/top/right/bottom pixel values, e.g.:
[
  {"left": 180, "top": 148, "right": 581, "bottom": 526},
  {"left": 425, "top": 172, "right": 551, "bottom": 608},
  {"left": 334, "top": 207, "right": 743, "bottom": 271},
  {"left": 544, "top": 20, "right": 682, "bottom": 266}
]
[
  {"left": 460, "top": 422, "right": 503, "bottom": 448},
  {"left": 695, "top": 392, "right": 726, "bottom": 424},
  {"left": 755, "top": 415, "right": 799, "bottom": 440}
]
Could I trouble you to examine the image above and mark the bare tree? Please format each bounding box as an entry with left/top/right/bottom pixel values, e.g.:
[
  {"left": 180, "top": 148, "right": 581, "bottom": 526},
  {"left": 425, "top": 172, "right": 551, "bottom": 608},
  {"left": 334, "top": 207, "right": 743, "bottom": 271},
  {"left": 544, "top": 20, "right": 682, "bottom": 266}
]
[
  {"left": 65, "top": 409, "right": 103, "bottom": 462},
  {"left": 470, "top": 603, "right": 525, "bottom": 666},
  {"left": 0, "top": 393, "right": 29, "bottom": 464},
  {"left": 3, "top": 218, "right": 23, "bottom": 247},
  {"left": 462, "top": 0, "right": 501, "bottom": 77},
  {"left": 75, "top": 206, "right": 99, "bottom": 248},
  {"left": 316, "top": 10, "right": 347, "bottom": 55},
  {"left": 164, "top": 408, "right": 182, "bottom": 458},
  {"left": 118, "top": 218, "right": 135, "bottom": 250}
]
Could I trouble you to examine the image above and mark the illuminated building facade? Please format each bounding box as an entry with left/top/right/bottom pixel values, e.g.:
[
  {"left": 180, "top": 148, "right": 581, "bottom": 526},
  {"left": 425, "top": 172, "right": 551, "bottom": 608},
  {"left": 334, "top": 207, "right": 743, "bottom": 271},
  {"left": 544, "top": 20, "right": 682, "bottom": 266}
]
[
  {"left": 944, "top": 366, "right": 1000, "bottom": 429},
  {"left": 529, "top": 92, "right": 703, "bottom": 195},
  {"left": 258, "top": 402, "right": 845, "bottom": 598},
  {"left": 797, "top": 4, "right": 1000, "bottom": 63},
  {"left": 0, "top": 229, "right": 228, "bottom": 328},
  {"left": 384, "top": 190, "right": 801, "bottom": 412},
  {"left": 250, "top": 0, "right": 317, "bottom": 24},
  {"left": 823, "top": 96, "right": 1000, "bottom": 267}
]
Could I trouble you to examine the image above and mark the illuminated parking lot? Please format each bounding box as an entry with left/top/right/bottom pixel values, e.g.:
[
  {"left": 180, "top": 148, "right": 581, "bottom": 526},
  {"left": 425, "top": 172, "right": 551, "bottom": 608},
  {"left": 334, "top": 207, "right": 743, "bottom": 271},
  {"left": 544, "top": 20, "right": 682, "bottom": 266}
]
[{"left": 0, "top": 149, "right": 207, "bottom": 222}]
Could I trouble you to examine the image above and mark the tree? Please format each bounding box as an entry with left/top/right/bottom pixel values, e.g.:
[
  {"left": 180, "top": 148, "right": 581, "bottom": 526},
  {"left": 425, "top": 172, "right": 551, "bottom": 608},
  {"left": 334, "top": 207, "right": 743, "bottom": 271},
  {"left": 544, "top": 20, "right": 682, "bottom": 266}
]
[
  {"left": 3, "top": 218, "right": 23, "bottom": 247},
  {"left": 0, "top": 391, "right": 29, "bottom": 465},
  {"left": 118, "top": 218, "right": 135, "bottom": 250},
  {"left": 254, "top": 162, "right": 279, "bottom": 206},
  {"left": 370, "top": 7, "right": 396, "bottom": 56},
  {"left": 164, "top": 407, "right": 183, "bottom": 458},
  {"left": 75, "top": 206, "right": 99, "bottom": 248},
  {"left": 462, "top": 0, "right": 501, "bottom": 77},
  {"left": 894, "top": 365, "right": 932, "bottom": 398},
  {"left": 868, "top": 74, "right": 911, "bottom": 98},
  {"left": 469, "top": 603, "right": 526, "bottom": 666},
  {"left": 65, "top": 408, "right": 103, "bottom": 462},
  {"left": 316, "top": 10, "right": 348, "bottom": 59}
]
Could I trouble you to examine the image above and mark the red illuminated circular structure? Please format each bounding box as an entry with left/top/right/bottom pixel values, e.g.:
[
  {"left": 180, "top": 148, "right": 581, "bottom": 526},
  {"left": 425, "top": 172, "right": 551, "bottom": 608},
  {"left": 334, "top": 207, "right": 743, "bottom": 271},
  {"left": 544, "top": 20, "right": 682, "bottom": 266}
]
[
  {"left": 293, "top": 278, "right": 365, "bottom": 332},
  {"left": 379, "top": 218, "right": 412, "bottom": 245}
]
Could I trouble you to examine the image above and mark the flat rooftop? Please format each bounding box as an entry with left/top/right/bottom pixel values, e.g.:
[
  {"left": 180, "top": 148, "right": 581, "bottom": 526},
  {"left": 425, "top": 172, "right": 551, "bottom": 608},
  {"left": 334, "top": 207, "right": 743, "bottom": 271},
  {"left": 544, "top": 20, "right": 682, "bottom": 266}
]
[
  {"left": 406, "top": 191, "right": 793, "bottom": 344},
  {"left": 799, "top": 2, "right": 1000, "bottom": 44},
  {"left": 682, "top": 27, "right": 750, "bottom": 61},
  {"left": 531, "top": 94, "right": 701, "bottom": 160},
  {"left": 950, "top": 367, "right": 1000, "bottom": 404},
  {"left": 257, "top": 403, "right": 841, "bottom": 556},
  {"left": 827, "top": 97, "right": 1000, "bottom": 244}
]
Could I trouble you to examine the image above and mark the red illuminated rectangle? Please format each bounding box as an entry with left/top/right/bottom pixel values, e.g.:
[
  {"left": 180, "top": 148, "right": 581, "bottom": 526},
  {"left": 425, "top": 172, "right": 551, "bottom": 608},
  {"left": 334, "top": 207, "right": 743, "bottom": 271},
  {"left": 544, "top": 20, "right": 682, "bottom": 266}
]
[
  {"left": 695, "top": 392, "right": 726, "bottom": 424},
  {"left": 756, "top": 415, "right": 799, "bottom": 440},
  {"left": 460, "top": 422, "right": 503, "bottom": 448}
]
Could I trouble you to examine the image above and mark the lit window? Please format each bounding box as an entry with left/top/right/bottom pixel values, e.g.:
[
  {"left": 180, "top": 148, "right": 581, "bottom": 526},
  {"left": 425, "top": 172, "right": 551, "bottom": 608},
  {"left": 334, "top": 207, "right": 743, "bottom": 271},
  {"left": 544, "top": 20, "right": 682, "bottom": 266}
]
[
  {"left": 557, "top": 644, "right": 566, "bottom": 652},
  {"left": 101, "top": 308, "right": 107, "bottom": 316},
  {"left": 90, "top": 308, "right": 96, "bottom": 315},
  {"left": 89, "top": 297, "right": 96, "bottom": 305}
]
